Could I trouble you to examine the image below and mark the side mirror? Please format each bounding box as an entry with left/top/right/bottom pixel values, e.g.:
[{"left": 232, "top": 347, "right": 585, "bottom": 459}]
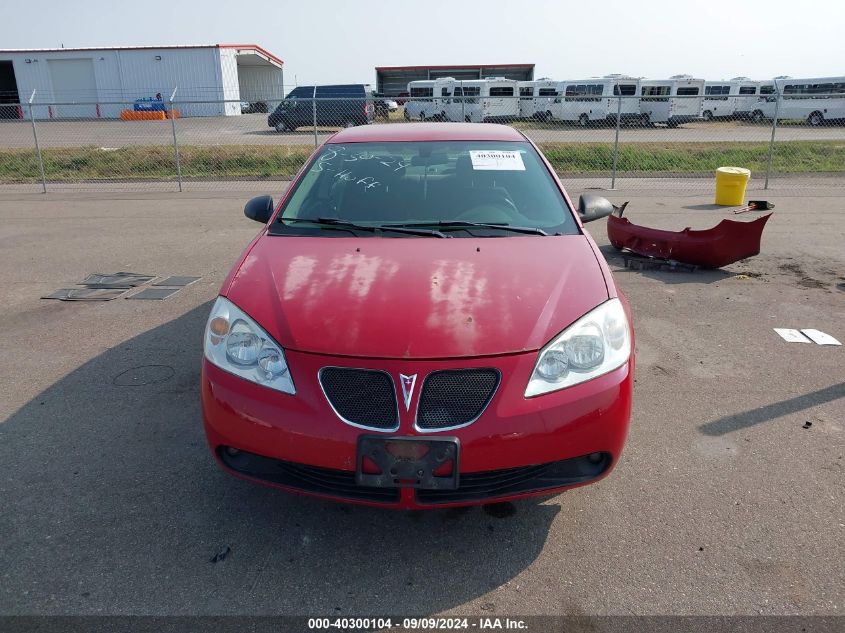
[
  {"left": 244, "top": 195, "right": 274, "bottom": 224},
  {"left": 577, "top": 193, "right": 614, "bottom": 224}
]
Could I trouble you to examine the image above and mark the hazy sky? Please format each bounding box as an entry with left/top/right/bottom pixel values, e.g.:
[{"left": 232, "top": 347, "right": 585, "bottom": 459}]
[{"left": 3, "top": 0, "right": 844, "bottom": 85}]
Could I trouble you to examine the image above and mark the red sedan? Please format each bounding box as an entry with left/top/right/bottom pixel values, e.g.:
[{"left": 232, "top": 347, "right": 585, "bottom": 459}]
[{"left": 201, "top": 123, "right": 634, "bottom": 509}]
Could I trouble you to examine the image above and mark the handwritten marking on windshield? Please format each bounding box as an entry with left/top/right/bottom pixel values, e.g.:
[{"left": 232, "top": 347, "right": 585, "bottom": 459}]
[
  {"left": 333, "top": 169, "right": 381, "bottom": 190},
  {"left": 314, "top": 145, "right": 409, "bottom": 175},
  {"left": 356, "top": 177, "right": 380, "bottom": 190}
]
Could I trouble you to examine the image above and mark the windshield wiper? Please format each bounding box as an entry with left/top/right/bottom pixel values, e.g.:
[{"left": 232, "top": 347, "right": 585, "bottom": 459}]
[
  {"left": 383, "top": 221, "right": 550, "bottom": 236},
  {"left": 279, "top": 217, "right": 447, "bottom": 238}
]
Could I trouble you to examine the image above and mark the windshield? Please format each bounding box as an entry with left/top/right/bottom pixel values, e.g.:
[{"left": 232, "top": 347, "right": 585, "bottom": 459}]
[{"left": 269, "top": 141, "right": 578, "bottom": 237}]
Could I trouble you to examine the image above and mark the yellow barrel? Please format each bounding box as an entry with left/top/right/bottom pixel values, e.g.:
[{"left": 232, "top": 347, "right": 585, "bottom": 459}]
[{"left": 715, "top": 166, "right": 751, "bottom": 206}]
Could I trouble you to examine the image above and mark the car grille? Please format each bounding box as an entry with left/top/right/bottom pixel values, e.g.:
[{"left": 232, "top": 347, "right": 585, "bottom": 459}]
[
  {"left": 416, "top": 369, "right": 500, "bottom": 430},
  {"left": 319, "top": 367, "right": 399, "bottom": 430},
  {"left": 416, "top": 453, "right": 611, "bottom": 504},
  {"left": 219, "top": 448, "right": 400, "bottom": 503}
]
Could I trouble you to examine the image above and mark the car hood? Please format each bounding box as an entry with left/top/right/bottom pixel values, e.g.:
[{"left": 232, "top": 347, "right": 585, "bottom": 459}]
[{"left": 226, "top": 235, "right": 608, "bottom": 359}]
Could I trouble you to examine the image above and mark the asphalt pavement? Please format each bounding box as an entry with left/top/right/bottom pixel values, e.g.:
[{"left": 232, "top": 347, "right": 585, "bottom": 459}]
[
  {"left": 0, "top": 182, "right": 842, "bottom": 617},
  {"left": 1, "top": 115, "right": 844, "bottom": 149}
]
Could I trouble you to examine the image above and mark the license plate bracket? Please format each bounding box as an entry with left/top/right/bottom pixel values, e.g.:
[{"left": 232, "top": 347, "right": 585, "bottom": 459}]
[{"left": 356, "top": 436, "right": 460, "bottom": 490}]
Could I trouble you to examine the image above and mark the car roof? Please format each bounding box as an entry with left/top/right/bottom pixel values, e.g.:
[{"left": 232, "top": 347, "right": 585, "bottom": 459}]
[{"left": 327, "top": 123, "right": 527, "bottom": 144}]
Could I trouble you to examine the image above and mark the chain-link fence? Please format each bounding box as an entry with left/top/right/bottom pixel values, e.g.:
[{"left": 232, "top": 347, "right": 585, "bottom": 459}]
[{"left": 1, "top": 92, "right": 843, "bottom": 193}]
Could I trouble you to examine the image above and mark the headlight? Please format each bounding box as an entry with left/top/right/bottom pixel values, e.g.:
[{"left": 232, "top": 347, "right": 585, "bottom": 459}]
[
  {"left": 525, "top": 298, "right": 630, "bottom": 397},
  {"left": 204, "top": 296, "right": 295, "bottom": 394}
]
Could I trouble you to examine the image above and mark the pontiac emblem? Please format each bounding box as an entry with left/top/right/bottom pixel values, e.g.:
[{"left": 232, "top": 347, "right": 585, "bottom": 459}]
[{"left": 399, "top": 374, "right": 417, "bottom": 411}]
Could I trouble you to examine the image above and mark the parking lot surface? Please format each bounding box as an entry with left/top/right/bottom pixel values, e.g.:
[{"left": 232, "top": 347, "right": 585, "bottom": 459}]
[
  {"left": 2, "top": 115, "right": 845, "bottom": 149},
  {"left": 0, "top": 182, "right": 842, "bottom": 616}
]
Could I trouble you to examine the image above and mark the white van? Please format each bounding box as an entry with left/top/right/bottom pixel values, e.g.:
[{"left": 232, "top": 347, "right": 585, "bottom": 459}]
[
  {"left": 444, "top": 78, "right": 520, "bottom": 122},
  {"left": 404, "top": 80, "right": 436, "bottom": 120},
  {"left": 753, "top": 76, "right": 845, "bottom": 126},
  {"left": 535, "top": 76, "right": 641, "bottom": 126},
  {"left": 702, "top": 79, "right": 760, "bottom": 121},
  {"left": 639, "top": 76, "right": 705, "bottom": 126}
]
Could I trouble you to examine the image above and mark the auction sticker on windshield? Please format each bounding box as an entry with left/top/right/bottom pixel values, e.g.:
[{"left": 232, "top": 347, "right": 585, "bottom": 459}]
[{"left": 469, "top": 150, "right": 525, "bottom": 171}]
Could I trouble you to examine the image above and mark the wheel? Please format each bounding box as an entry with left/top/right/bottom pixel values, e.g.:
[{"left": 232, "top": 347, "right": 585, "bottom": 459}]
[
  {"left": 419, "top": 112, "right": 426, "bottom": 121},
  {"left": 751, "top": 110, "right": 764, "bottom": 124},
  {"left": 544, "top": 111, "right": 552, "bottom": 123},
  {"left": 403, "top": 109, "right": 410, "bottom": 121},
  {"left": 640, "top": 113, "right": 650, "bottom": 127},
  {"left": 702, "top": 110, "right": 713, "bottom": 121},
  {"left": 465, "top": 115, "right": 471, "bottom": 122},
  {"left": 808, "top": 111, "right": 824, "bottom": 126},
  {"left": 578, "top": 113, "right": 590, "bottom": 127},
  {"left": 274, "top": 122, "right": 286, "bottom": 132},
  {"left": 666, "top": 118, "right": 679, "bottom": 128}
]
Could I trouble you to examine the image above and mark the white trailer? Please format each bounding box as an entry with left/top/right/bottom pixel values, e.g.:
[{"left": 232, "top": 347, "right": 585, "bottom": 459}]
[
  {"left": 747, "top": 81, "right": 777, "bottom": 123},
  {"left": 518, "top": 80, "right": 536, "bottom": 119},
  {"left": 445, "top": 79, "right": 482, "bottom": 122},
  {"left": 534, "top": 76, "right": 640, "bottom": 126},
  {"left": 639, "top": 76, "right": 705, "bottom": 127},
  {"left": 752, "top": 76, "right": 845, "bottom": 126},
  {"left": 443, "top": 77, "right": 519, "bottom": 122},
  {"left": 404, "top": 80, "right": 436, "bottom": 120},
  {"left": 526, "top": 79, "right": 566, "bottom": 121},
  {"left": 701, "top": 78, "right": 760, "bottom": 121}
]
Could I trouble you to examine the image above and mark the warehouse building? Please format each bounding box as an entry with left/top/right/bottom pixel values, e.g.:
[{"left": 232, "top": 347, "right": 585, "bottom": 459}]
[
  {"left": 0, "top": 44, "right": 284, "bottom": 119},
  {"left": 375, "top": 64, "right": 535, "bottom": 96}
]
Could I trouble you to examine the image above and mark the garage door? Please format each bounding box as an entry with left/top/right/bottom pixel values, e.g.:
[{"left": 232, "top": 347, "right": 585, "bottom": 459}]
[{"left": 48, "top": 58, "right": 98, "bottom": 118}]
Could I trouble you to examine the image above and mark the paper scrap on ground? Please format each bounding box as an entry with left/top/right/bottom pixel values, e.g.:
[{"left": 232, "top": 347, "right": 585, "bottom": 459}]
[
  {"left": 126, "top": 287, "right": 181, "bottom": 301},
  {"left": 152, "top": 276, "right": 201, "bottom": 287},
  {"left": 800, "top": 329, "right": 841, "bottom": 346},
  {"left": 42, "top": 288, "right": 127, "bottom": 301},
  {"left": 80, "top": 272, "right": 155, "bottom": 288},
  {"left": 469, "top": 150, "right": 525, "bottom": 171},
  {"left": 773, "top": 328, "right": 812, "bottom": 343}
]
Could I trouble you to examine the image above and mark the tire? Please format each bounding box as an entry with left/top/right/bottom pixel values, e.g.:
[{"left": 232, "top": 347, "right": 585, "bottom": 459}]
[
  {"left": 640, "top": 113, "right": 650, "bottom": 128},
  {"left": 544, "top": 111, "right": 552, "bottom": 123},
  {"left": 274, "top": 122, "right": 288, "bottom": 133},
  {"left": 419, "top": 112, "right": 426, "bottom": 121},
  {"left": 808, "top": 112, "right": 824, "bottom": 127},
  {"left": 578, "top": 113, "right": 590, "bottom": 127},
  {"left": 751, "top": 110, "right": 764, "bottom": 124},
  {"left": 666, "top": 118, "right": 679, "bottom": 128},
  {"left": 702, "top": 110, "right": 713, "bottom": 121}
]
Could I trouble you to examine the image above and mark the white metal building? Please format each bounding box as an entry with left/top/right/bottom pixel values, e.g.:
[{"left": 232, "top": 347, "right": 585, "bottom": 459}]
[{"left": 0, "top": 44, "right": 284, "bottom": 119}]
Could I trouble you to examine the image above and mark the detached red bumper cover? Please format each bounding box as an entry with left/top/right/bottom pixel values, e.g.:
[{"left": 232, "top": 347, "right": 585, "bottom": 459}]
[{"left": 607, "top": 212, "right": 772, "bottom": 268}]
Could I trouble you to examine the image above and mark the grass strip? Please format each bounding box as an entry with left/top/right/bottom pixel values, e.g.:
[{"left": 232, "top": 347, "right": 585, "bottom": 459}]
[{"left": 0, "top": 141, "right": 843, "bottom": 183}]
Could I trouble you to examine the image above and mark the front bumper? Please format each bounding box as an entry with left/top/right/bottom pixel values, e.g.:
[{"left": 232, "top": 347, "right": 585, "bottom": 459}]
[{"left": 202, "top": 350, "right": 633, "bottom": 509}]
